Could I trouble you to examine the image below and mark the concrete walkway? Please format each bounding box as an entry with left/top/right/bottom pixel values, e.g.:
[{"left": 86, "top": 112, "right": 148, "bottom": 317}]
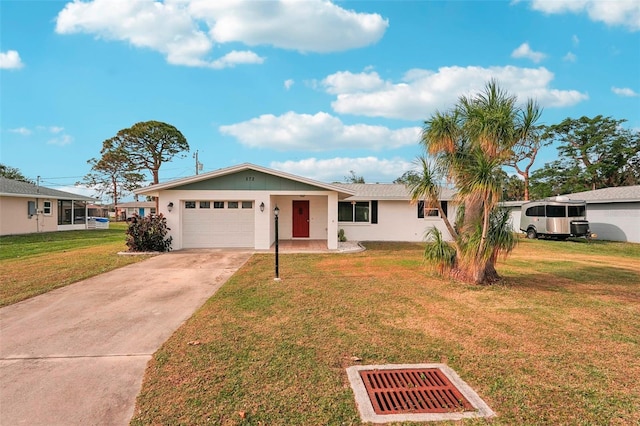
[{"left": 0, "top": 250, "right": 252, "bottom": 426}]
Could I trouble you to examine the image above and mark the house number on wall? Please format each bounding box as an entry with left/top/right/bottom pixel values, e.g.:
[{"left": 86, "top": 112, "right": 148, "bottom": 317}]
[{"left": 246, "top": 176, "right": 255, "bottom": 181}]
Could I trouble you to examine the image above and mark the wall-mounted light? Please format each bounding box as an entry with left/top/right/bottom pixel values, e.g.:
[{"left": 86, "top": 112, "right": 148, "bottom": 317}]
[
  {"left": 167, "top": 202, "right": 174, "bottom": 212},
  {"left": 260, "top": 202, "right": 265, "bottom": 212}
]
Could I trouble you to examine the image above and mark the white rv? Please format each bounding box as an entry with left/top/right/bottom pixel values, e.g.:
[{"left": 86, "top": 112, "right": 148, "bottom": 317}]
[{"left": 520, "top": 196, "right": 591, "bottom": 240}]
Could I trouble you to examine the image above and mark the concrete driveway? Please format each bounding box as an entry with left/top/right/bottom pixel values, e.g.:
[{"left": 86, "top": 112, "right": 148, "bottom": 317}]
[{"left": 0, "top": 250, "right": 252, "bottom": 425}]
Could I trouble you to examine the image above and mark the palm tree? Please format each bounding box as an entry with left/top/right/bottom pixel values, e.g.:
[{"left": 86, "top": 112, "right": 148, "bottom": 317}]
[
  {"left": 407, "top": 155, "right": 458, "bottom": 246},
  {"left": 420, "top": 80, "right": 541, "bottom": 284}
]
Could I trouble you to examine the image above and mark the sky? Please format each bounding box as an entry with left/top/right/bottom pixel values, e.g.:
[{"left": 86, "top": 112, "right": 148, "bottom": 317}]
[{"left": 1, "top": 0, "right": 639, "bottom": 201}]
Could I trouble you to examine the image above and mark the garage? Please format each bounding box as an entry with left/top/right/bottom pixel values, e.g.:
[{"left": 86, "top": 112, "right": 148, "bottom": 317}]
[{"left": 182, "top": 200, "right": 255, "bottom": 248}]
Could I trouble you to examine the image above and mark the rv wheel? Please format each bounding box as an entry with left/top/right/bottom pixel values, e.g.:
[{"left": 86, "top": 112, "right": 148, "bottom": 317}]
[{"left": 526, "top": 228, "right": 537, "bottom": 239}]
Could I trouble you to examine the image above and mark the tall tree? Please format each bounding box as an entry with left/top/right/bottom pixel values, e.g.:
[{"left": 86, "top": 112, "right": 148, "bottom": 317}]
[
  {"left": 78, "top": 148, "right": 145, "bottom": 207},
  {"left": 406, "top": 155, "right": 458, "bottom": 245},
  {"left": 393, "top": 170, "right": 421, "bottom": 186},
  {"left": 542, "top": 116, "right": 640, "bottom": 190},
  {"left": 421, "top": 80, "right": 539, "bottom": 284},
  {"left": 496, "top": 169, "right": 525, "bottom": 201},
  {"left": 505, "top": 106, "right": 544, "bottom": 200},
  {"left": 0, "top": 164, "right": 34, "bottom": 184},
  {"left": 344, "top": 170, "right": 365, "bottom": 183},
  {"left": 529, "top": 159, "right": 589, "bottom": 199},
  {"left": 103, "top": 121, "right": 189, "bottom": 185}
]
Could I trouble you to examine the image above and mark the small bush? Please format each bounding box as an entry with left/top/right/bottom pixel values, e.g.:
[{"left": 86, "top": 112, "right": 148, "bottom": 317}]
[
  {"left": 338, "top": 228, "right": 347, "bottom": 242},
  {"left": 125, "top": 214, "right": 172, "bottom": 252}
]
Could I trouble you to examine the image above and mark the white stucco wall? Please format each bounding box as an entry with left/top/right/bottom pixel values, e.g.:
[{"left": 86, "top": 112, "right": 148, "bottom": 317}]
[
  {"left": 585, "top": 202, "right": 639, "bottom": 243},
  {"left": 158, "top": 189, "right": 338, "bottom": 250},
  {"left": 270, "top": 195, "right": 328, "bottom": 240},
  {"left": 338, "top": 200, "right": 456, "bottom": 242},
  {"left": 0, "top": 196, "right": 59, "bottom": 235}
]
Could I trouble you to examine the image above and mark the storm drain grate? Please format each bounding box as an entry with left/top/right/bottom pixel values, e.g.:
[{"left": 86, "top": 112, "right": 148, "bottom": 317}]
[
  {"left": 347, "top": 364, "right": 495, "bottom": 423},
  {"left": 359, "top": 368, "right": 474, "bottom": 414}
]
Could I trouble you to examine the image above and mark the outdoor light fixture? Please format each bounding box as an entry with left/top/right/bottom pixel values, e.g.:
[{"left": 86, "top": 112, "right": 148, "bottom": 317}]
[
  {"left": 260, "top": 202, "right": 265, "bottom": 212},
  {"left": 167, "top": 202, "right": 174, "bottom": 212},
  {"left": 274, "top": 205, "right": 280, "bottom": 281}
]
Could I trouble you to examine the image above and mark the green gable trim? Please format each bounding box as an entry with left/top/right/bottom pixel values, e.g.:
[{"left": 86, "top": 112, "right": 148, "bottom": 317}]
[{"left": 172, "top": 169, "right": 327, "bottom": 191}]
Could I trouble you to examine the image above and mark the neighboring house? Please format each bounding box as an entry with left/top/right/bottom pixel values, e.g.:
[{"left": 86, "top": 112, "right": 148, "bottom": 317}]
[
  {"left": 134, "top": 163, "right": 456, "bottom": 250},
  {"left": 0, "top": 177, "right": 97, "bottom": 236},
  {"left": 115, "top": 201, "right": 157, "bottom": 221},
  {"left": 505, "top": 185, "right": 640, "bottom": 243}
]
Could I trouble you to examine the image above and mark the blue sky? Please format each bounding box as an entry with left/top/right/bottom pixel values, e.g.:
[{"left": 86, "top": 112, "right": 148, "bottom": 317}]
[{"left": 1, "top": 0, "right": 639, "bottom": 201}]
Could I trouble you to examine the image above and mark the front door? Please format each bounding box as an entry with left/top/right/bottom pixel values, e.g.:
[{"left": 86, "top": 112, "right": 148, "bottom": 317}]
[{"left": 292, "top": 200, "right": 310, "bottom": 238}]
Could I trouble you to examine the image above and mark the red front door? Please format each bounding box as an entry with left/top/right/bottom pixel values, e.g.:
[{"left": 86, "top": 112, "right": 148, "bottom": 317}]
[{"left": 292, "top": 200, "right": 310, "bottom": 238}]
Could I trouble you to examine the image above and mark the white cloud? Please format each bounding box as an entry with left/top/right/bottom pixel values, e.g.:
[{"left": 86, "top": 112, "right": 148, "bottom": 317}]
[
  {"left": 55, "top": 0, "right": 388, "bottom": 68},
  {"left": 49, "top": 126, "right": 65, "bottom": 134},
  {"left": 47, "top": 134, "right": 74, "bottom": 146},
  {"left": 572, "top": 34, "right": 580, "bottom": 46},
  {"left": 284, "top": 79, "right": 294, "bottom": 90},
  {"left": 220, "top": 111, "right": 421, "bottom": 151},
  {"left": 326, "top": 65, "right": 588, "bottom": 120},
  {"left": 9, "top": 127, "right": 32, "bottom": 136},
  {"left": 189, "top": 0, "right": 388, "bottom": 53},
  {"left": 271, "top": 157, "right": 413, "bottom": 183},
  {"left": 611, "top": 86, "right": 639, "bottom": 97},
  {"left": 56, "top": 0, "right": 213, "bottom": 67},
  {"left": 55, "top": 185, "right": 98, "bottom": 199},
  {"left": 511, "top": 42, "right": 546, "bottom": 63},
  {"left": 209, "top": 50, "right": 264, "bottom": 69},
  {"left": 321, "top": 70, "right": 387, "bottom": 94},
  {"left": 0, "top": 50, "right": 24, "bottom": 69},
  {"left": 563, "top": 52, "right": 577, "bottom": 62},
  {"left": 530, "top": 0, "right": 640, "bottom": 31}
]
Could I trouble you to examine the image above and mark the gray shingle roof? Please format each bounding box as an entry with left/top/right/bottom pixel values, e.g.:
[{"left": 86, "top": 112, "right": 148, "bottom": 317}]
[
  {"left": 334, "top": 183, "right": 456, "bottom": 201},
  {"left": 116, "top": 201, "right": 156, "bottom": 208},
  {"left": 0, "top": 177, "right": 96, "bottom": 201},
  {"left": 565, "top": 185, "right": 640, "bottom": 203}
]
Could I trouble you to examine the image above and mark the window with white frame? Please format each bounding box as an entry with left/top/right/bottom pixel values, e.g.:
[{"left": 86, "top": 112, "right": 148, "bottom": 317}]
[
  {"left": 338, "top": 201, "right": 369, "bottom": 222},
  {"left": 43, "top": 200, "right": 52, "bottom": 215},
  {"left": 418, "top": 200, "right": 447, "bottom": 218}
]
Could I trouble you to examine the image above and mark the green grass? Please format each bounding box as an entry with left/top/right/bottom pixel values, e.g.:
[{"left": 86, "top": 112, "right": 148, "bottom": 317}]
[
  {"left": 0, "top": 222, "right": 151, "bottom": 307},
  {"left": 0, "top": 222, "right": 129, "bottom": 260},
  {"left": 131, "top": 240, "right": 640, "bottom": 425}
]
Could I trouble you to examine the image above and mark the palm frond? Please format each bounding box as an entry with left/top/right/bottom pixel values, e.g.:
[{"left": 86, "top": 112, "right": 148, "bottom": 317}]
[{"left": 423, "top": 227, "right": 457, "bottom": 274}]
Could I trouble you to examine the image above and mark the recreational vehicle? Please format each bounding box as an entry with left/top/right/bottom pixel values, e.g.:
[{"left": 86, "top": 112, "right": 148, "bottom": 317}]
[{"left": 520, "top": 197, "right": 591, "bottom": 240}]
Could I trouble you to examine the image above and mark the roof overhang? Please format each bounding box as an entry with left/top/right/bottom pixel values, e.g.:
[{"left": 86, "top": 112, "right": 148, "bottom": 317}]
[{"left": 134, "top": 163, "right": 356, "bottom": 198}]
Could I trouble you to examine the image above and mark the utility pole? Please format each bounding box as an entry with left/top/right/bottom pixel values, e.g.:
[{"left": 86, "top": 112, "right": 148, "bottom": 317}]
[{"left": 193, "top": 150, "right": 203, "bottom": 175}]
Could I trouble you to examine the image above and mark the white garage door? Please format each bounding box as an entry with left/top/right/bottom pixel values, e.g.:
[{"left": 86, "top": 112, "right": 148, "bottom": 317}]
[{"left": 182, "top": 201, "right": 255, "bottom": 248}]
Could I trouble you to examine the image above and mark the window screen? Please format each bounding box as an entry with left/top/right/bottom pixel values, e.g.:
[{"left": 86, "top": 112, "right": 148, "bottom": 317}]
[
  {"left": 568, "top": 205, "right": 586, "bottom": 217},
  {"left": 546, "top": 205, "right": 566, "bottom": 217}
]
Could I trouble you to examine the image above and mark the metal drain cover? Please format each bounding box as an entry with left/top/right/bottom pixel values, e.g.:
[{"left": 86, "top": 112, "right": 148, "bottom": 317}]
[{"left": 347, "top": 364, "right": 495, "bottom": 423}]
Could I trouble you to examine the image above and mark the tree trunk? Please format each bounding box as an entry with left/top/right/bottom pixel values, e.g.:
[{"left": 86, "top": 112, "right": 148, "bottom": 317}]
[
  {"left": 461, "top": 198, "right": 483, "bottom": 236},
  {"left": 437, "top": 206, "right": 458, "bottom": 242}
]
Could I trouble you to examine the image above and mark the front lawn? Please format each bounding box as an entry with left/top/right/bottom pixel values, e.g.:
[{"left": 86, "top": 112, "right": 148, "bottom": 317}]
[
  {"left": 0, "top": 223, "right": 150, "bottom": 307},
  {"left": 131, "top": 240, "right": 640, "bottom": 425}
]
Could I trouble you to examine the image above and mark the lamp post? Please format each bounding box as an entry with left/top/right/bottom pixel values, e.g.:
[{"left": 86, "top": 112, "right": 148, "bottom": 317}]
[{"left": 274, "top": 205, "right": 280, "bottom": 281}]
